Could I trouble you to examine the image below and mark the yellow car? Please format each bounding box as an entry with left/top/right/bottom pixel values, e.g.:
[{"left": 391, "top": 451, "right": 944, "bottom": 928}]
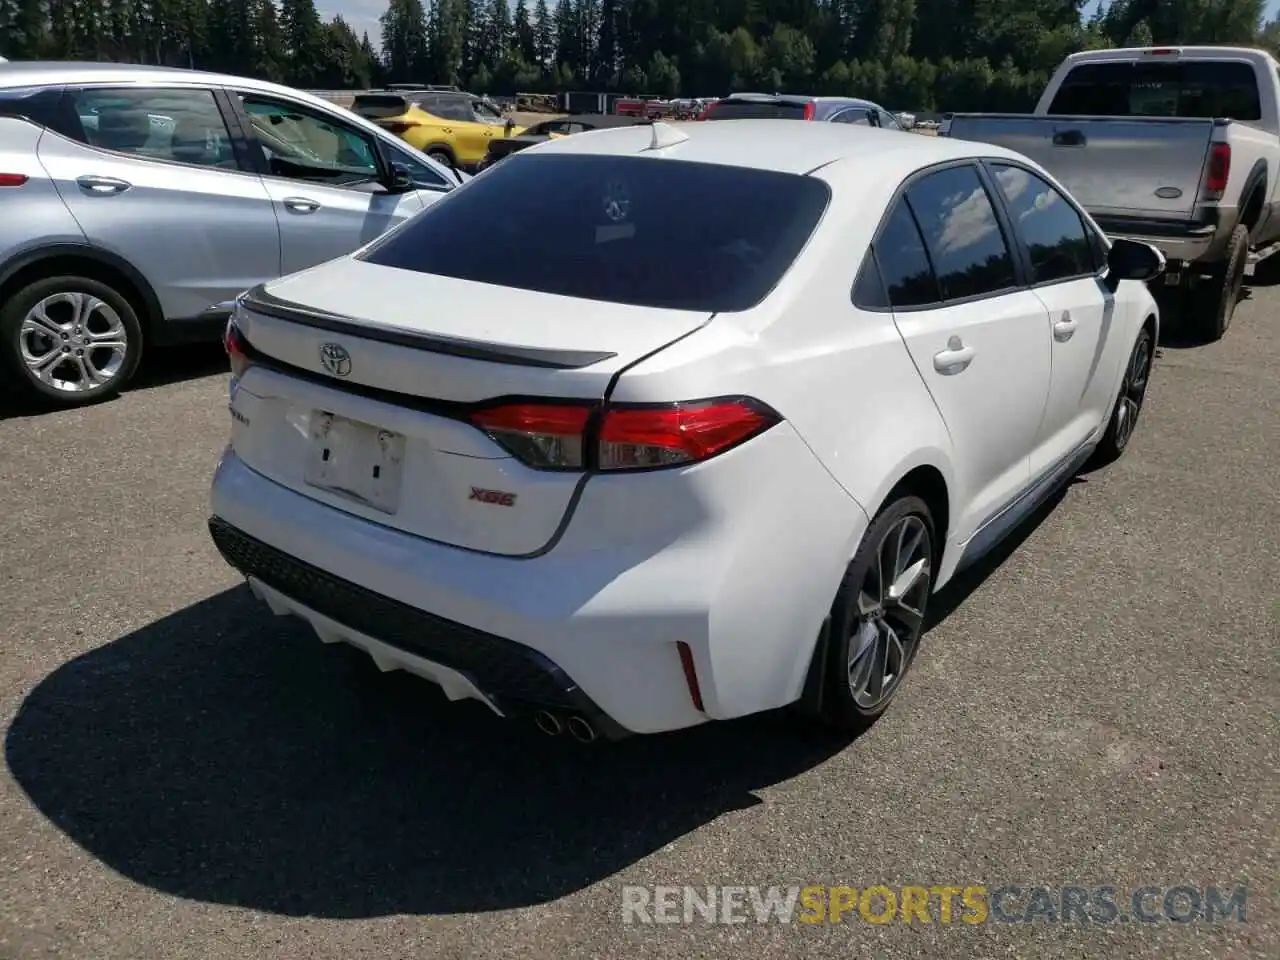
[{"left": 351, "top": 90, "right": 525, "bottom": 170}]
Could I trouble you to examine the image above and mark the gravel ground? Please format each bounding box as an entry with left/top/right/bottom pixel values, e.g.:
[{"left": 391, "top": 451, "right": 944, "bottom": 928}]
[{"left": 0, "top": 279, "right": 1276, "bottom": 959}]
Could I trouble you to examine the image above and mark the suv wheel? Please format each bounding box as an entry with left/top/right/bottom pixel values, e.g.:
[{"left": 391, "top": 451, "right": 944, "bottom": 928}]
[{"left": 0, "top": 275, "right": 143, "bottom": 407}]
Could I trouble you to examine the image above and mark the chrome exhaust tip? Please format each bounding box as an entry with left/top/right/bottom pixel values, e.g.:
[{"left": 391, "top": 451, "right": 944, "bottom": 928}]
[
  {"left": 534, "top": 709, "right": 563, "bottom": 736},
  {"left": 566, "top": 715, "right": 597, "bottom": 744}
]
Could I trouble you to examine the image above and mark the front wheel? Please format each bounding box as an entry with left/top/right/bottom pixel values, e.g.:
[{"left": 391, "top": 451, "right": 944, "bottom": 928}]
[
  {"left": 1090, "top": 324, "right": 1154, "bottom": 467},
  {"left": 0, "top": 275, "right": 143, "bottom": 408},
  {"left": 815, "top": 495, "right": 936, "bottom": 735}
]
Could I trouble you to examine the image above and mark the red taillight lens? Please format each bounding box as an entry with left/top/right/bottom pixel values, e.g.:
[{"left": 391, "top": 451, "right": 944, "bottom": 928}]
[
  {"left": 470, "top": 403, "right": 593, "bottom": 469},
  {"left": 0, "top": 173, "right": 28, "bottom": 187},
  {"left": 470, "top": 397, "right": 780, "bottom": 472},
  {"left": 597, "top": 398, "right": 777, "bottom": 470},
  {"left": 1205, "top": 143, "right": 1231, "bottom": 195},
  {"left": 223, "top": 319, "right": 251, "bottom": 378},
  {"left": 803, "top": 102, "right": 815, "bottom": 121}
]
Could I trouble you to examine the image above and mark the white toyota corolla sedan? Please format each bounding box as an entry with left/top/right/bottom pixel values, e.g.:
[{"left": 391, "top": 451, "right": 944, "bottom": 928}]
[{"left": 209, "top": 120, "right": 1163, "bottom": 742}]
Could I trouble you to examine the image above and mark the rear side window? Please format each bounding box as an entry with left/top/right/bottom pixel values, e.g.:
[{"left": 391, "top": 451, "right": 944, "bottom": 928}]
[
  {"left": 1048, "top": 60, "right": 1262, "bottom": 121},
  {"left": 873, "top": 201, "right": 941, "bottom": 308},
  {"left": 360, "top": 153, "right": 831, "bottom": 312},
  {"left": 705, "top": 99, "right": 808, "bottom": 120},
  {"left": 0, "top": 86, "right": 63, "bottom": 127},
  {"left": 423, "top": 96, "right": 473, "bottom": 122},
  {"left": 66, "top": 87, "right": 236, "bottom": 169},
  {"left": 906, "top": 165, "right": 1017, "bottom": 301},
  {"left": 350, "top": 95, "right": 408, "bottom": 119},
  {"left": 991, "top": 164, "right": 1096, "bottom": 283}
]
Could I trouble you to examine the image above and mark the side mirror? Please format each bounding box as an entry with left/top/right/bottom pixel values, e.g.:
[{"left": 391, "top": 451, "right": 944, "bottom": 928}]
[
  {"left": 1105, "top": 237, "right": 1165, "bottom": 286},
  {"left": 382, "top": 162, "right": 415, "bottom": 193}
]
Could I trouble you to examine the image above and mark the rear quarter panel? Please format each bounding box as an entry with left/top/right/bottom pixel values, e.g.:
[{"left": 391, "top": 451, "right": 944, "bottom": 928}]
[
  {"left": 609, "top": 164, "right": 957, "bottom": 568},
  {"left": 0, "top": 119, "right": 87, "bottom": 255}
]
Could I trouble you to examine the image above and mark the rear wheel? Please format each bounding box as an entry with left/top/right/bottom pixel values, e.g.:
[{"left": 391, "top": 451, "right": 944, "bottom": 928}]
[
  {"left": 816, "top": 496, "right": 935, "bottom": 735},
  {"left": 427, "top": 148, "right": 454, "bottom": 168},
  {"left": 1191, "top": 224, "right": 1247, "bottom": 343},
  {"left": 0, "top": 275, "right": 143, "bottom": 407}
]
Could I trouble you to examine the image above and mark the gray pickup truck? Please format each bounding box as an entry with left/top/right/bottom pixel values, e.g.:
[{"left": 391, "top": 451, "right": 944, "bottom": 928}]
[{"left": 940, "top": 45, "right": 1280, "bottom": 342}]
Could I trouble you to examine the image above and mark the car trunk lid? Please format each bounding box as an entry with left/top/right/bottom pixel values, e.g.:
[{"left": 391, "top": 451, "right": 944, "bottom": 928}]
[{"left": 228, "top": 258, "right": 712, "bottom": 556}]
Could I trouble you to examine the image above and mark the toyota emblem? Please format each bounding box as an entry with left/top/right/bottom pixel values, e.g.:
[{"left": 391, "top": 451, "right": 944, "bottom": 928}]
[{"left": 319, "top": 342, "right": 351, "bottom": 377}]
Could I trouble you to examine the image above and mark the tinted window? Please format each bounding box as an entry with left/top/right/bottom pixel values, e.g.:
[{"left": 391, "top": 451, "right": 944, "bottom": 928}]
[
  {"left": 1048, "top": 60, "right": 1261, "bottom": 121},
  {"left": 705, "top": 99, "right": 808, "bottom": 120},
  {"left": 874, "top": 201, "right": 941, "bottom": 307},
  {"left": 68, "top": 87, "right": 236, "bottom": 168},
  {"left": 852, "top": 253, "right": 889, "bottom": 309},
  {"left": 832, "top": 108, "right": 873, "bottom": 126},
  {"left": 351, "top": 95, "right": 409, "bottom": 119},
  {"left": 0, "top": 85, "right": 63, "bottom": 126},
  {"left": 991, "top": 164, "right": 1095, "bottom": 283},
  {"left": 906, "top": 166, "right": 1016, "bottom": 301},
  {"left": 423, "top": 96, "right": 473, "bottom": 121},
  {"left": 361, "top": 154, "right": 831, "bottom": 312},
  {"left": 241, "top": 95, "right": 377, "bottom": 184}
]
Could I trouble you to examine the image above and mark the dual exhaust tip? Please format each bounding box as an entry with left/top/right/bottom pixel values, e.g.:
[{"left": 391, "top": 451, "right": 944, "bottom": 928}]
[{"left": 534, "top": 708, "right": 598, "bottom": 743}]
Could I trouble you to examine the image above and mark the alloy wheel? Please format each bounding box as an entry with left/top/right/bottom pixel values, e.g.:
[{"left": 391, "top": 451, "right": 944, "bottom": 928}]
[
  {"left": 1112, "top": 332, "right": 1152, "bottom": 452},
  {"left": 847, "top": 514, "right": 932, "bottom": 709},
  {"left": 19, "top": 292, "right": 129, "bottom": 394}
]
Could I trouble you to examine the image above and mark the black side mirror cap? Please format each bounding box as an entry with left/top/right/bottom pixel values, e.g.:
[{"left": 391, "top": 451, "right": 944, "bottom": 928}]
[
  {"left": 382, "top": 162, "right": 415, "bottom": 193},
  {"left": 1106, "top": 237, "right": 1166, "bottom": 285}
]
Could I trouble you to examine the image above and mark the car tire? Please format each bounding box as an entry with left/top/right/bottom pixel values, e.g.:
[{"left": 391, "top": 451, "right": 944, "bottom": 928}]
[
  {"left": 0, "top": 274, "right": 143, "bottom": 408},
  {"left": 1192, "top": 223, "right": 1247, "bottom": 343},
  {"left": 1089, "top": 323, "right": 1154, "bottom": 468},
  {"left": 427, "top": 148, "right": 454, "bottom": 168},
  {"left": 815, "top": 495, "right": 936, "bottom": 735}
]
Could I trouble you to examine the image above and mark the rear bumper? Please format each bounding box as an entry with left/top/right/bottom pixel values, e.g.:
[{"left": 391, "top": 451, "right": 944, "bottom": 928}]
[
  {"left": 208, "top": 423, "right": 867, "bottom": 736},
  {"left": 1094, "top": 208, "right": 1236, "bottom": 267}
]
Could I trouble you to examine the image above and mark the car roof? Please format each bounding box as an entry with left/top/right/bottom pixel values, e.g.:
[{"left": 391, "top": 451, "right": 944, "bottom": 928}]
[
  {"left": 527, "top": 118, "right": 1021, "bottom": 175},
  {"left": 0, "top": 61, "right": 362, "bottom": 115}
]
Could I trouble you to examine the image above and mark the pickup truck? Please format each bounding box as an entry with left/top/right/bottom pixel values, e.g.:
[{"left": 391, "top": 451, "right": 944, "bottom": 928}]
[{"left": 939, "top": 45, "right": 1280, "bottom": 341}]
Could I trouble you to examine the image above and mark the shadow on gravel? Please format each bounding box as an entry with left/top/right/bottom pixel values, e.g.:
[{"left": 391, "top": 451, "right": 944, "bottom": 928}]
[
  {"left": 5, "top": 585, "right": 850, "bottom": 918},
  {"left": 0, "top": 344, "right": 227, "bottom": 420}
]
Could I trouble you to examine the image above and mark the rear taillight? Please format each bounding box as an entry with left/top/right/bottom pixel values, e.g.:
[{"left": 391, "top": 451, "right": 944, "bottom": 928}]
[
  {"left": 469, "top": 396, "right": 780, "bottom": 472},
  {"left": 382, "top": 121, "right": 419, "bottom": 135},
  {"left": 1205, "top": 142, "right": 1231, "bottom": 196},
  {"left": 802, "top": 102, "right": 815, "bottom": 121},
  {"left": 0, "top": 173, "right": 28, "bottom": 187},
  {"left": 223, "top": 318, "right": 252, "bottom": 378}
]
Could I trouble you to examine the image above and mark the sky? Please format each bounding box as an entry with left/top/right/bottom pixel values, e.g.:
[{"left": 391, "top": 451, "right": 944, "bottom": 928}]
[{"left": 323, "top": 0, "right": 1280, "bottom": 56}]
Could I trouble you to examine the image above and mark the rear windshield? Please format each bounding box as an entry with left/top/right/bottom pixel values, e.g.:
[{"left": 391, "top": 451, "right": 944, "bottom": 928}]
[
  {"left": 360, "top": 153, "right": 831, "bottom": 312},
  {"left": 350, "top": 95, "right": 408, "bottom": 118},
  {"left": 704, "top": 99, "right": 809, "bottom": 120},
  {"left": 1047, "top": 60, "right": 1262, "bottom": 121}
]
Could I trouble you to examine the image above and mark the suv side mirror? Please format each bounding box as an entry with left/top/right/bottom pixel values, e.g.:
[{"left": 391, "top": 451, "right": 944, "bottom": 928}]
[{"left": 1106, "top": 238, "right": 1165, "bottom": 286}]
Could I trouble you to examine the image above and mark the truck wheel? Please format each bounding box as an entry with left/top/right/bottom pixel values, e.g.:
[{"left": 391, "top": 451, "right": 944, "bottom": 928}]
[{"left": 1192, "top": 224, "right": 1247, "bottom": 343}]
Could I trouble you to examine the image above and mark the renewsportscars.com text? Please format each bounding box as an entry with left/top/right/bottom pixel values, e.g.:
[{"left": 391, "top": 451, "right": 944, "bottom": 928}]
[{"left": 621, "top": 884, "right": 1248, "bottom": 925}]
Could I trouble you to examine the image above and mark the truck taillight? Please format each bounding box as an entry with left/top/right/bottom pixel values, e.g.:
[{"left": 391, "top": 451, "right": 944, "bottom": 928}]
[
  {"left": 223, "top": 318, "right": 252, "bottom": 378},
  {"left": 0, "top": 173, "right": 27, "bottom": 187},
  {"left": 469, "top": 397, "right": 780, "bottom": 472},
  {"left": 803, "top": 102, "right": 815, "bottom": 121},
  {"left": 1205, "top": 142, "right": 1231, "bottom": 196}
]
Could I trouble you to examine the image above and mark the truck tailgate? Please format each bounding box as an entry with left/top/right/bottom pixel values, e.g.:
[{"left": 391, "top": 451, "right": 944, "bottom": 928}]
[{"left": 944, "top": 114, "right": 1217, "bottom": 220}]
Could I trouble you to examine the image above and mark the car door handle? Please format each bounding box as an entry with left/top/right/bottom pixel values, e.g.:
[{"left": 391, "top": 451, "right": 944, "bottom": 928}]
[
  {"left": 76, "top": 175, "right": 131, "bottom": 195},
  {"left": 283, "top": 196, "right": 320, "bottom": 213},
  {"left": 933, "top": 337, "right": 975, "bottom": 374},
  {"left": 1053, "top": 311, "right": 1078, "bottom": 341}
]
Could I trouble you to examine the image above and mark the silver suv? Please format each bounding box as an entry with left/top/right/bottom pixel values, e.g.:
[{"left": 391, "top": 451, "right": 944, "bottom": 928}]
[{"left": 0, "top": 62, "right": 464, "bottom": 408}]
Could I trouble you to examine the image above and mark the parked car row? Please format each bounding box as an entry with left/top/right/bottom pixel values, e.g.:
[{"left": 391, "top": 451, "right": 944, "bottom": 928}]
[{"left": 209, "top": 116, "right": 1166, "bottom": 743}]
